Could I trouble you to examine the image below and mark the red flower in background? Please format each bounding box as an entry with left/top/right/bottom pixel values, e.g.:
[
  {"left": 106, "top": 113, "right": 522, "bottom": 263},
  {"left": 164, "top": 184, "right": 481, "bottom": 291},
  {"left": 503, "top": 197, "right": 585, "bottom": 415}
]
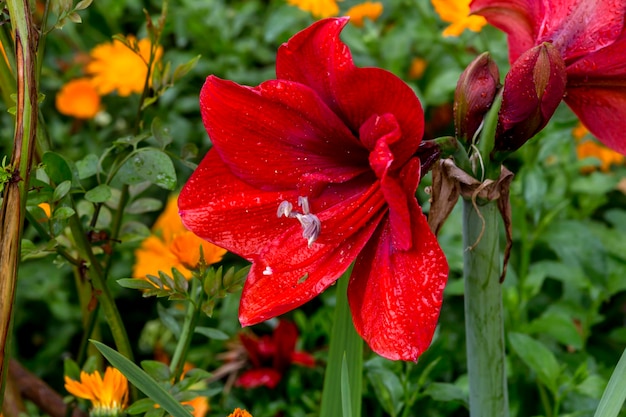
[
  {"left": 236, "top": 321, "right": 315, "bottom": 389},
  {"left": 179, "top": 17, "right": 448, "bottom": 360},
  {"left": 471, "top": 0, "right": 626, "bottom": 154}
]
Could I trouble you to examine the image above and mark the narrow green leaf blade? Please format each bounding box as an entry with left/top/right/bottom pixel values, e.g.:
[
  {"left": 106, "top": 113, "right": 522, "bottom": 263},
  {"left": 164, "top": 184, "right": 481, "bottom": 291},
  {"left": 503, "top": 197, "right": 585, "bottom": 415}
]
[
  {"left": 90, "top": 340, "right": 192, "bottom": 417},
  {"left": 594, "top": 347, "right": 626, "bottom": 417}
]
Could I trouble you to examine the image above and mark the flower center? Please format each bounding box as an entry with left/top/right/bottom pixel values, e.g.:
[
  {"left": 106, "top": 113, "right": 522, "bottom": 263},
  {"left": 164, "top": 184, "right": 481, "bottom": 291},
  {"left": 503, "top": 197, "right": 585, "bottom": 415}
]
[{"left": 277, "top": 196, "right": 321, "bottom": 247}]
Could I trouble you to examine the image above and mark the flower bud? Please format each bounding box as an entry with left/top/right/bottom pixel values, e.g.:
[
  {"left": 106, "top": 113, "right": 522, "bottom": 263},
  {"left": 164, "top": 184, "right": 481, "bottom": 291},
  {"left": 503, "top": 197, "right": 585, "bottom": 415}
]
[
  {"left": 454, "top": 52, "right": 500, "bottom": 144},
  {"left": 494, "top": 42, "right": 567, "bottom": 154}
]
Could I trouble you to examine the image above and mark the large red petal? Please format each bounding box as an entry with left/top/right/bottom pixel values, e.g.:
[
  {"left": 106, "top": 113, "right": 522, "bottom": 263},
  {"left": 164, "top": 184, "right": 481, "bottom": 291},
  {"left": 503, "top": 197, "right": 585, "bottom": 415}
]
[
  {"left": 470, "top": 0, "right": 543, "bottom": 63},
  {"left": 239, "top": 184, "right": 387, "bottom": 326},
  {"left": 276, "top": 18, "right": 424, "bottom": 165},
  {"left": 236, "top": 368, "right": 282, "bottom": 389},
  {"left": 178, "top": 150, "right": 297, "bottom": 259},
  {"left": 567, "top": 28, "right": 626, "bottom": 78},
  {"left": 565, "top": 86, "right": 626, "bottom": 154},
  {"left": 348, "top": 206, "right": 448, "bottom": 361},
  {"left": 539, "top": 0, "right": 626, "bottom": 62},
  {"left": 272, "top": 321, "right": 298, "bottom": 372},
  {"left": 199, "top": 76, "right": 368, "bottom": 192}
]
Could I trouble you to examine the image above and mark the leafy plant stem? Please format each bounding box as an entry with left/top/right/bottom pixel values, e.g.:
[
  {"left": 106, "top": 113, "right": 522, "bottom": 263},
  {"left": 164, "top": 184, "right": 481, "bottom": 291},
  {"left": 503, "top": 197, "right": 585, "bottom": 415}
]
[
  {"left": 463, "top": 198, "right": 509, "bottom": 417},
  {"left": 169, "top": 278, "right": 203, "bottom": 381},
  {"left": 320, "top": 268, "right": 363, "bottom": 417},
  {"left": 0, "top": 0, "right": 39, "bottom": 404},
  {"left": 537, "top": 382, "right": 552, "bottom": 417},
  {"left": 67, "top": 211, "right": 135, "bottom": 366}
]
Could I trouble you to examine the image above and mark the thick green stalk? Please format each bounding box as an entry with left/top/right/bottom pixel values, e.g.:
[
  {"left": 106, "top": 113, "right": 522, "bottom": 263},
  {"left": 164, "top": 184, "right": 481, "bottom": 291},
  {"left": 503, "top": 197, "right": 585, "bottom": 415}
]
[
  {"left": 0, "top": 0, "right": 38, "bottom": 403},
  {"left": 320, "top": 270, "right": 363, "bottom": 417},
  {"left": 463, "top": 198, "right": 509, "bottom": 417},
  {"left": 169, "top": 279, "right": 203, "bottom": 381},
  {"left": 67, "top": 214, "right": 134, "bottom": 363}
]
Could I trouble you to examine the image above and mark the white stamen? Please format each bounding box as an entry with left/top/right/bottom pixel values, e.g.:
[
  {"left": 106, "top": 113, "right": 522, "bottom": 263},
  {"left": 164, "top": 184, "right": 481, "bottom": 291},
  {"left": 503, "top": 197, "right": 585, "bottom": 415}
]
[
  {"left": 263, "top": 265, "right": 273, "bottom": 276},
  {"left": 277, "top": 201, "right": 293, "bottom": 218},
  {"left": 276, "top": 196, "right": 321, "bottom": 247}
]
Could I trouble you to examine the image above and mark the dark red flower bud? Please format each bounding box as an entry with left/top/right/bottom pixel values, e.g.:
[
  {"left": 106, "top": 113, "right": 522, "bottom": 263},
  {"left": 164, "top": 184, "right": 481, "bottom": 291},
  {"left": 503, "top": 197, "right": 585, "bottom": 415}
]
[
  {"left": 454, "top": 52, "right": 500, "bottom": 144},
  {"left": 495, "top": 42, "right": 567, "bottom": 154}
]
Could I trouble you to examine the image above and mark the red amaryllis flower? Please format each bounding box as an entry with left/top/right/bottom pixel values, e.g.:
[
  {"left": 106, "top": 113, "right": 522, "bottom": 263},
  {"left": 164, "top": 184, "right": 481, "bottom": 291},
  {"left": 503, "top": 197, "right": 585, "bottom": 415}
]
[
  {"left": 471, "top": 0, "right": 626, "bottom": 154},
  {"left": 236, "top": 321, "right": 315, "bottom": 389},
  {"left": 179, "top": 17, "right": 449, "bottom": 360}
]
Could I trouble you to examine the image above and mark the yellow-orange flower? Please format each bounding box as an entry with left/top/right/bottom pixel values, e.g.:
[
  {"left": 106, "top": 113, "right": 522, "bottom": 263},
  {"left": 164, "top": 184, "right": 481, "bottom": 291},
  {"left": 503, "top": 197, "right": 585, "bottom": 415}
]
[
  {"left": 431, "top": 0, "right": 487, "bottom": 37},
  {"left": 227, "top": 409, "right": 253, "bottom": 417},
  {"left": 574, "top": 123, "right": 625, "bottom": 173},
  {"left": 86, "top": 35, "right": 162, "bottom": 97},
  {"left": 344, "top": 2, "right": 383, "bottom": 27},
  {"left": 183, "top": 396, "right": 210, "bottom": 417},
  {"left": 286, "top": 0, "right": 339, "bottom": 18},
  {"left": 133, "top": 195, "right": 227, "bottom": 280},
  {"left": 64, "top": 367, "right": 128, "bottom": 416},
  {"left": 408, "top": 57, "right": 428, "bottom": 80},
  {"left": 55, "top": 78, "right": 101, "bottom": 119}
]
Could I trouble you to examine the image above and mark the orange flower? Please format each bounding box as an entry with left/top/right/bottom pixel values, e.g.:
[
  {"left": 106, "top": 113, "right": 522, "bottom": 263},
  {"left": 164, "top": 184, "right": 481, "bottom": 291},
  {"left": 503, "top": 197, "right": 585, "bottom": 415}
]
[
  {"left": 575, "top": 125, "right": 625, "bottom": 173},
  {"left": 345, "top": 2, "right": 383, "bottom": 27},
  {"left": 431, "top": 0, "right": 487, "bottom": 37},
  {"left": 286, "top": 0, "right": 339, "bottom": 18},
  {"left": 55, "top": 78, "right": 101, "bottom": 119},
  {"left": 86, "top": 35, "right": 162, "bottom": 97},
  {"left": 133, "top": 195, "right": 227, "bottom": 280},
  {"left": 183, "top": 396, "right": 209, "bottom": 417},
  {"left": 408, "top": 57, "right": 428, "bottom": 80},
  {"left": 228, "top": 409, "right": 253, "bottom": 417},
  {"left": 64, "top": 367, "right": 128, "bottom": 416}
]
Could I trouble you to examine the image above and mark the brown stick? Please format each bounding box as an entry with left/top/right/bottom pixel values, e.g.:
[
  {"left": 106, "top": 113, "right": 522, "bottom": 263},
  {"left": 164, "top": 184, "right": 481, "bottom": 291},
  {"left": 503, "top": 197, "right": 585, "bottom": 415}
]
[{"left": 8, "top": 360, "right": 88, "bottom": 417}]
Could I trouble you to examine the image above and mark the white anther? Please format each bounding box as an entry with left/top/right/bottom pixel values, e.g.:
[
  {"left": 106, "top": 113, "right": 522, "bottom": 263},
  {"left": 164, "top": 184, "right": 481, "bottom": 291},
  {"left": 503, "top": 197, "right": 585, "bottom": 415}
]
[{"left": 277, "top": 201, "right": 293, "bottom": 218}]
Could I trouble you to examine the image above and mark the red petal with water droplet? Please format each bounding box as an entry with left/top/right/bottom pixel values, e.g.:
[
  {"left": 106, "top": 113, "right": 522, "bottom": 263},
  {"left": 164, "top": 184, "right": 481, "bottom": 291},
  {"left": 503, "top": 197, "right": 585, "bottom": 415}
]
[
  {"left": 277, "top": 18, "right": 424, "bottom": 166},
  {"left": 566, "top": 86, "right": 626, "bottom": 154},
  {"left": 200, "top": 76, "right": 368, "bottom": 192},
  {"left": 239, "top": 183, "right": 386, "bottom": 326},
  {"left": 470, "top": 0, "right": 543, "bottom": 62},
  {"left": 179, "top": 151, "right": 297, "bottom": 259},
  {"left": 348, "top": 205, "right": 448, "bottom": 361}
]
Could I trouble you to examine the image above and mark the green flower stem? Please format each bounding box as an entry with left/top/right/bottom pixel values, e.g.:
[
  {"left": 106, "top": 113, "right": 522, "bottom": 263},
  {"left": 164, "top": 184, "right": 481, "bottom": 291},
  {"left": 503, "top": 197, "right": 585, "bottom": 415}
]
[
  {"left": 320, "top": 269, "right": 363, "bottom": 417},
  {"left": 0, "top": 0, "right": 39, "bottom": 403},
  {"left": 169, "top": 279, "right": 203, "bottom": 381},
  {"left": 67, "top": 213, "right": 134, "bottom": 364},
  {"left": 463, "top": 198, "right": 509, "bottom": 417}
]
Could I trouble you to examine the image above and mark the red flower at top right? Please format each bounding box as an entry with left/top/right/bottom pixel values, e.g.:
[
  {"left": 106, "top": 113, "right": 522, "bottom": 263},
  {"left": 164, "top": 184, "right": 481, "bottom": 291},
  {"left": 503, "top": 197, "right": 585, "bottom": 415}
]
[{"left": 471, "top": 0, "right": 626, "bottom": 154}]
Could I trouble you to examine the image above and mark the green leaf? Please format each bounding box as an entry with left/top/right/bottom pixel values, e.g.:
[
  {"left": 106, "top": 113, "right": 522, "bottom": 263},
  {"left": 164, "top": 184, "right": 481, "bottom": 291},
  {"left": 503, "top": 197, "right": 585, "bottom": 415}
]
[
  {"left": 341, "top": 355, "right": 353, "bottom": 417},
  {"left": 76, "top": 154, "right": 99, "bottom": 179},
  {"left": 117, "top": 278, "right": 157, "bottom": 291},
  {"left": 594, "top": 347, "right": 626, "bottom": 417},
  {"left": 141, "top": 360, "right": 172, "bottom": 382},
  {"left": 151, "top": 118, "right": 173, "bottom": 148},
  {"left": 195, "top": 326, "right": 229, "bottom": 341},
  {"left": 52, "top": 180, "right": 72, "bottom": 202},
  {"left": 320, "top": 270, "right": 363, "bottom": 417},
  {"left": 90, "top": 341, "right": 192, "bottom": 417},
  {"left": 508, "top": 332, "right": 560, "bottom": 393},
  {"left": 424, "top": 382, "right": 468, "bottom": 403},
  {"left": 63, "top": 358, "right": 81, "bottom": 380},
  {"left": 172, "top": 55, "right": 201, "bottom": 82},
  {"left": 126, "top": 197, "right": 163, "bottom": 214},
  {"left": 527, "top": 312, "right": 584, "bottom": 350},
  {"left": 42, "top": 151, "right": 77, "bottom": 185},
  {"left": 117, "top": 148, "right": 177, "bottom": 190},
  {"left": 52, "top": 206, "right": 75, "bottom": 220},
  {"left": 85, "top": 184, "right": 112, "bottom": 203},
  {"left": 126, "top": 398, "right": 156, "bottom": 415},
  {"left": 365, "top": 358, "right": 404, "bottom": 416}
]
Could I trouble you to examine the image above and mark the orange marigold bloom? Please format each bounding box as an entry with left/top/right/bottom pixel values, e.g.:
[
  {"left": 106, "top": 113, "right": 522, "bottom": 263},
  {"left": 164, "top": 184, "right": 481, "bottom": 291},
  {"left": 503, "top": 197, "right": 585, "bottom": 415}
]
[
  {"left": 55, "top": 78, "right": 101, "bottom": 119},
  {"left": 575, "top": 123, "right": 625, "bottom": 172},
  {"left": 64, "top": 367, "right": 128, "bottom": 416},
  {"left": 286, "top": 0, "right": 339, "bottom": 18},
  {"left": 345, "top": 2, "right": 383, "bottom": 27},
  {"left": 431, "top": 0, "right": 487, "bottom": 37},
  {"left": 86, "top": 35, "right": 162, "bottom": 97},
  {"left": 133, "top": 195, "right": 227, "bottom": 280},
  {"left": 408, "top": 57, "right": 428, "bottom": 80},
  {"left": 228, "top": 409, "right": 253, "bottom": 417},
  {"left": 182, "top": 396, "right": 210, "bottom": 417}
]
